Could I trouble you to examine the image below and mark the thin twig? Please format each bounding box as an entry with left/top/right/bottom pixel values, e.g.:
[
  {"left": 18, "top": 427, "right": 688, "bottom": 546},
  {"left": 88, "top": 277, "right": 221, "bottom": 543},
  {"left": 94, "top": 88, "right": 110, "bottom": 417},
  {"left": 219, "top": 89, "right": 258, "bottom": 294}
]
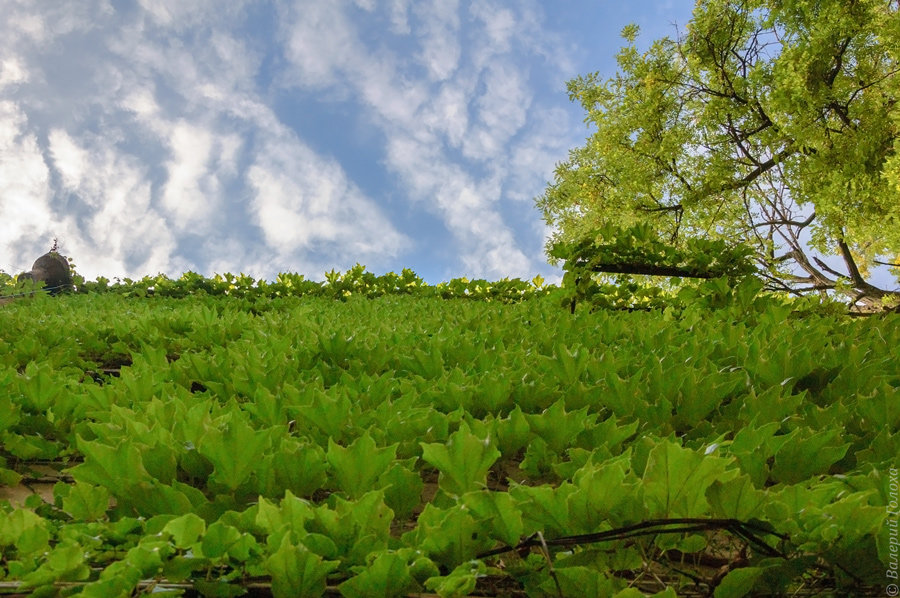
[{"left": 536, "top": 531, "right": 563, "bottom": 598}]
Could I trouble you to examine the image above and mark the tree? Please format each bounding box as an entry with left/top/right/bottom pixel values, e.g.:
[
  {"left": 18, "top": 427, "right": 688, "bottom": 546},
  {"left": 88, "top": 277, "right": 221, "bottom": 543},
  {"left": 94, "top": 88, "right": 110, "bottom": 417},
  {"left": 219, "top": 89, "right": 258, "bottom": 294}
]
[{"left": 537, "top": 0, "right": 900, "bottom": 309}]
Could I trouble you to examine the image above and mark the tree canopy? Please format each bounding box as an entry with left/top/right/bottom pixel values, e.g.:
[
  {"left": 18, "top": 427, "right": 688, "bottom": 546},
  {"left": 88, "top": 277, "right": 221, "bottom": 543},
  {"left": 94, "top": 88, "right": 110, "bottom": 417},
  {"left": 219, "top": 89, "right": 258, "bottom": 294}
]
[{"left": 538, "top": 0, "right": 900, "bottom": 309}]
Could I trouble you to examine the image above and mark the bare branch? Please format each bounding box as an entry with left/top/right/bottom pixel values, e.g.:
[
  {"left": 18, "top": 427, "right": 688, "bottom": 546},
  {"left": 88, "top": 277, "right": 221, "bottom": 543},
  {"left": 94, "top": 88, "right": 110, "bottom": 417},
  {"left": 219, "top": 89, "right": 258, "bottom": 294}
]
[
  {"left": 584, "top": 262, "right": 719, "bottom": 279},
  {"left": 750, "top": 211, "right": 816, "bottom": 229},
  {"left": 838, "top": 239, "right": 868, "bottom": 287},
  {"left": 813, "top": 257, "right": 850, "bottom": 280}
]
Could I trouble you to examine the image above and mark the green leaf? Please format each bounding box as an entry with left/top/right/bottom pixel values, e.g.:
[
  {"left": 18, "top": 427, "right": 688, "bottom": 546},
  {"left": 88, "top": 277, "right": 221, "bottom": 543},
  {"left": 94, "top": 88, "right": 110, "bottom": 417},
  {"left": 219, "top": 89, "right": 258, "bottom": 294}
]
[
  {"left": 326, "top": 433, "right": 396, "bottom": 498},
  {"left": 424, "top": 560, "right": 487, "bottom": 598},
  {"left": 493, "top": 405, "right": 531, "bottom": 455},
  {"left": 509, "top": 483, "right": 573, "bottom": 538},
  {"left": 538, "top": 566, "right": 617, "bottom": 598},
  {"left": 192, "top": 580, "right": 247, "bottom": 597},
  {"left": 0, "top": 465, "right": 22, "bottom": 486},
  {"left": 378, "top": 462, "right": 424, "bottom": 520},
  {"left": 0, "top": 509, "right": 50, "bottom": 557},
  {"left": 642, "top": 439, "right": 736, "bottom": 517},
  {"left": 69, "top": 436, "right": 151, "bottom": 492},
  {"left": 706, "top": 475, "right": 767, "bottom": 520},
  {"left": 568, "top": 456, "right": 637, "bottom": 532},
  {"left": 59, "top": 482, "right": 110, "bottom": 521},
  {"left": 421, "top": 422, "right": 500, "bottom": 497},
  {"left": 122, "top": 480, "right": 196, "bottom": 516},
  {"left": 519, "top": 436, "right": 558, "bottom": 480},
  {"left": 163, "top": 513, "right": 207, "bottom": 548},
  {"left": 201, "top": 521, "right": 243, "bottom": 559},
  {"left": 293, "top": 387, "right": 353, "bottom": 443},
  {"left": 21, "top": 541, "right": 90, "bottom": 588},
  {"left": 729, "top": 422, "right": 786, "bottom": 487},
  {"left": 408, "top": 504, "right": 492, "bottom": 570},
  {"left": 338, "top": 551, "right": 414, "bottom": 598},
  {"left": 770, "top": 429, "right": 850, "bottom": 485},
  {"left": 462, "top": 490, "right": 524, "bottom": 548},
  {"left": 525, "top": 399, "right": 596, "bottom": 454},
  {"left": 266, "top": 535, "right": 339, "bottom": 598},
  {"left": 162, "top": 556, "right": 207, "bottom": 582},
  {"left": 309, "top": 491, "right": 393, "bottom": 564},
  {"left": 259, "top": 441, "right": 328, "bottom": 498},
  {"left": 200, "top": 416, "right": 272, "bottom": 491},
  {"left": 255, "top": 491, "right": 315, "bottom": 538},
  {"left": 0, "top": 395, "right": 21, "bottom": 434},
  {"left": 713, "top": 567, "right": 764, "bottom": 598}
]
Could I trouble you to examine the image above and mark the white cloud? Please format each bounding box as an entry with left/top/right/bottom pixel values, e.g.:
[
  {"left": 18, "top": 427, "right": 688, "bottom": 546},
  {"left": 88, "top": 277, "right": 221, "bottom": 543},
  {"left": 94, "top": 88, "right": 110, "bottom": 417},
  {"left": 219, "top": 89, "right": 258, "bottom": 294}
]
[
  {"left": 420, "top": 82, "right": 469, "bottom": 147},
  {"left": 414, "top": 0, "right": 461, "bottom": 81},
  {"left": 119, "top": 86, "right": 160, "bottom": 119},
  {"left": 248, "top": 127, "right": 410, "bottom": 262},
  {"left": 0, "top": 58, "right": 29, "bottom": 89},
  {"left": 279, "top": 3, "right": 358, "bottom": 90},
  {"left": 160, "top": 121, "right": 218, "bottom": 230},
  {"left": 461, "top": 60, "right": 531, "bottom": 160},
  {"left": 389, "top": 0, "right": 413, "bottom": 34},
  {"left": 469, "top": 0, "right": 517, "bottom": 52},
  {"left": 0, "top": 102, "right": 55, "bottom": 260},
  {"left": 2, "top": 0, "right": 576, "bottom": 282},
  {"left": 48, "top": 129, "right": 91, "bottom": 199},
  {"left": 274, "top": 0, "right": 571, "bottom": 278},
  {"left": 353, "top": 0, "right": 377, "bottom": 11},
  {"left": 137, "top": 0, "right": 252, "bottom": 30},
  {"left": 46, "top": 128, "right": 180, "bottom": 278},
  {"left": 508, "top": 106, "right": 575, "bottom": 202}
]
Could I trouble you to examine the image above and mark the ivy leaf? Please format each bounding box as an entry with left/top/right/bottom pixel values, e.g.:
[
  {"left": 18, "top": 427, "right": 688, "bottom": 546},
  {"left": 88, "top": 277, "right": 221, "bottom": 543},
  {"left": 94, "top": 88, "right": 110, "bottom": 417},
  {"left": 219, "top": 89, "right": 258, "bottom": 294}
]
[
  {"left": 69, "top": 436, "right": 151, "bottom": 493},
  {"left": 525, "top": 399, "right": 597, "bottom": 454},
  {"left": 266, "top": 536, "right": 339, "bottom": 598},
  {"left": 261, "top": 441, "right": 328, "bottom": 498},
  {"left": 424, "top": 560, "right": 487, "bottom": 598},
  {"left": 309, "top": 491, "right": 393, "bottom": 565},
  {"left": 163, "top": 513, "right": 206, "bottom": 549},
  {"left": 201, "top": 521, "right": 243, "bottom": 559},
  {"left": 770, "top": 429, "right": 850, "bottom": 485},
  {"left": 378, "top": 462, "right": 424, "bottom": 520},
  {"left": 255, "top": 491, "right": 315, "bottom": 539},
  {"left": 493, "top": 405, "right": 531, "bottom": 455},
  {"left": 509, "top": 483, "right": 573, "bottom": 538},
  {"left": 326, "top": 432, "right": 396, "bottom": 499},
  {"left": 21, "top": 541, "right": 90, "bottom": 588},
  {"left": 642, "top": 439, "right": 735, "bottom": 518},
  {"left": 293, "top": 388, "right": 353, "bottom": 443},
  {"left": 58, "top": 482, "right": 110, "bottom": 522},
  {"left": 568, "top": 457, "right": 636, "bottom": 532},
  {"left": 0, "top": 395, "right": 21, "bottom": 434},
  {"left": 337, "top": 551, "right": 414, "bottom": 598},
  {"left": 462, "top": 490, "right": 524, "bottom": 548},
  {"left": 729, "top": 422, "right": 786, "bottom": 487},
  {"left": 713, "top": 567, "right": 764, "bottom": 598},
  {"left": 706, "top": 474, "right": 767, "bottom": 520},
  {"left": 537, "top": 566, "right": 618, "bottom": 598},
  {"left": 200, "top": 415, "right": 272, "bottom": 491},
  {"left": 421, "top": 422, "right": 500, "bottom": 497},
  {"left": 408, "top": 504, "right": 492, "bottom": 570},
  {"left": 121, "top": 480, "right": 195, "bottom": 517}
]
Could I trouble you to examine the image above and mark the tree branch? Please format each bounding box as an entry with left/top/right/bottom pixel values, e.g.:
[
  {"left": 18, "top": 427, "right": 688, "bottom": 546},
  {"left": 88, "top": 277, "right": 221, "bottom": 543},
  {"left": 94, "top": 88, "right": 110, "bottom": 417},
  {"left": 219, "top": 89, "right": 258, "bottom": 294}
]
[
  {"left": 583, "top": 262, "right": 718, "bottom": 279},
  {"left": 750, "top": 211, "right": 816, "bottom": 229},
  {"left": 838, "top": 239, "right": 868, "bottom": 287},
  {"left": 813, "top": 257, "right": 850, "bottom": 280}
]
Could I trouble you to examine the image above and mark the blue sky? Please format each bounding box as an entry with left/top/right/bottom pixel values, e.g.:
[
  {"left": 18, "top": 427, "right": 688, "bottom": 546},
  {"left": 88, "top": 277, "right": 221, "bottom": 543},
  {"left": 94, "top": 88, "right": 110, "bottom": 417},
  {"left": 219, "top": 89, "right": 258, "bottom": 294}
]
[{"left": 0, "top": 1, "right": 694, "bottom": 283}]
